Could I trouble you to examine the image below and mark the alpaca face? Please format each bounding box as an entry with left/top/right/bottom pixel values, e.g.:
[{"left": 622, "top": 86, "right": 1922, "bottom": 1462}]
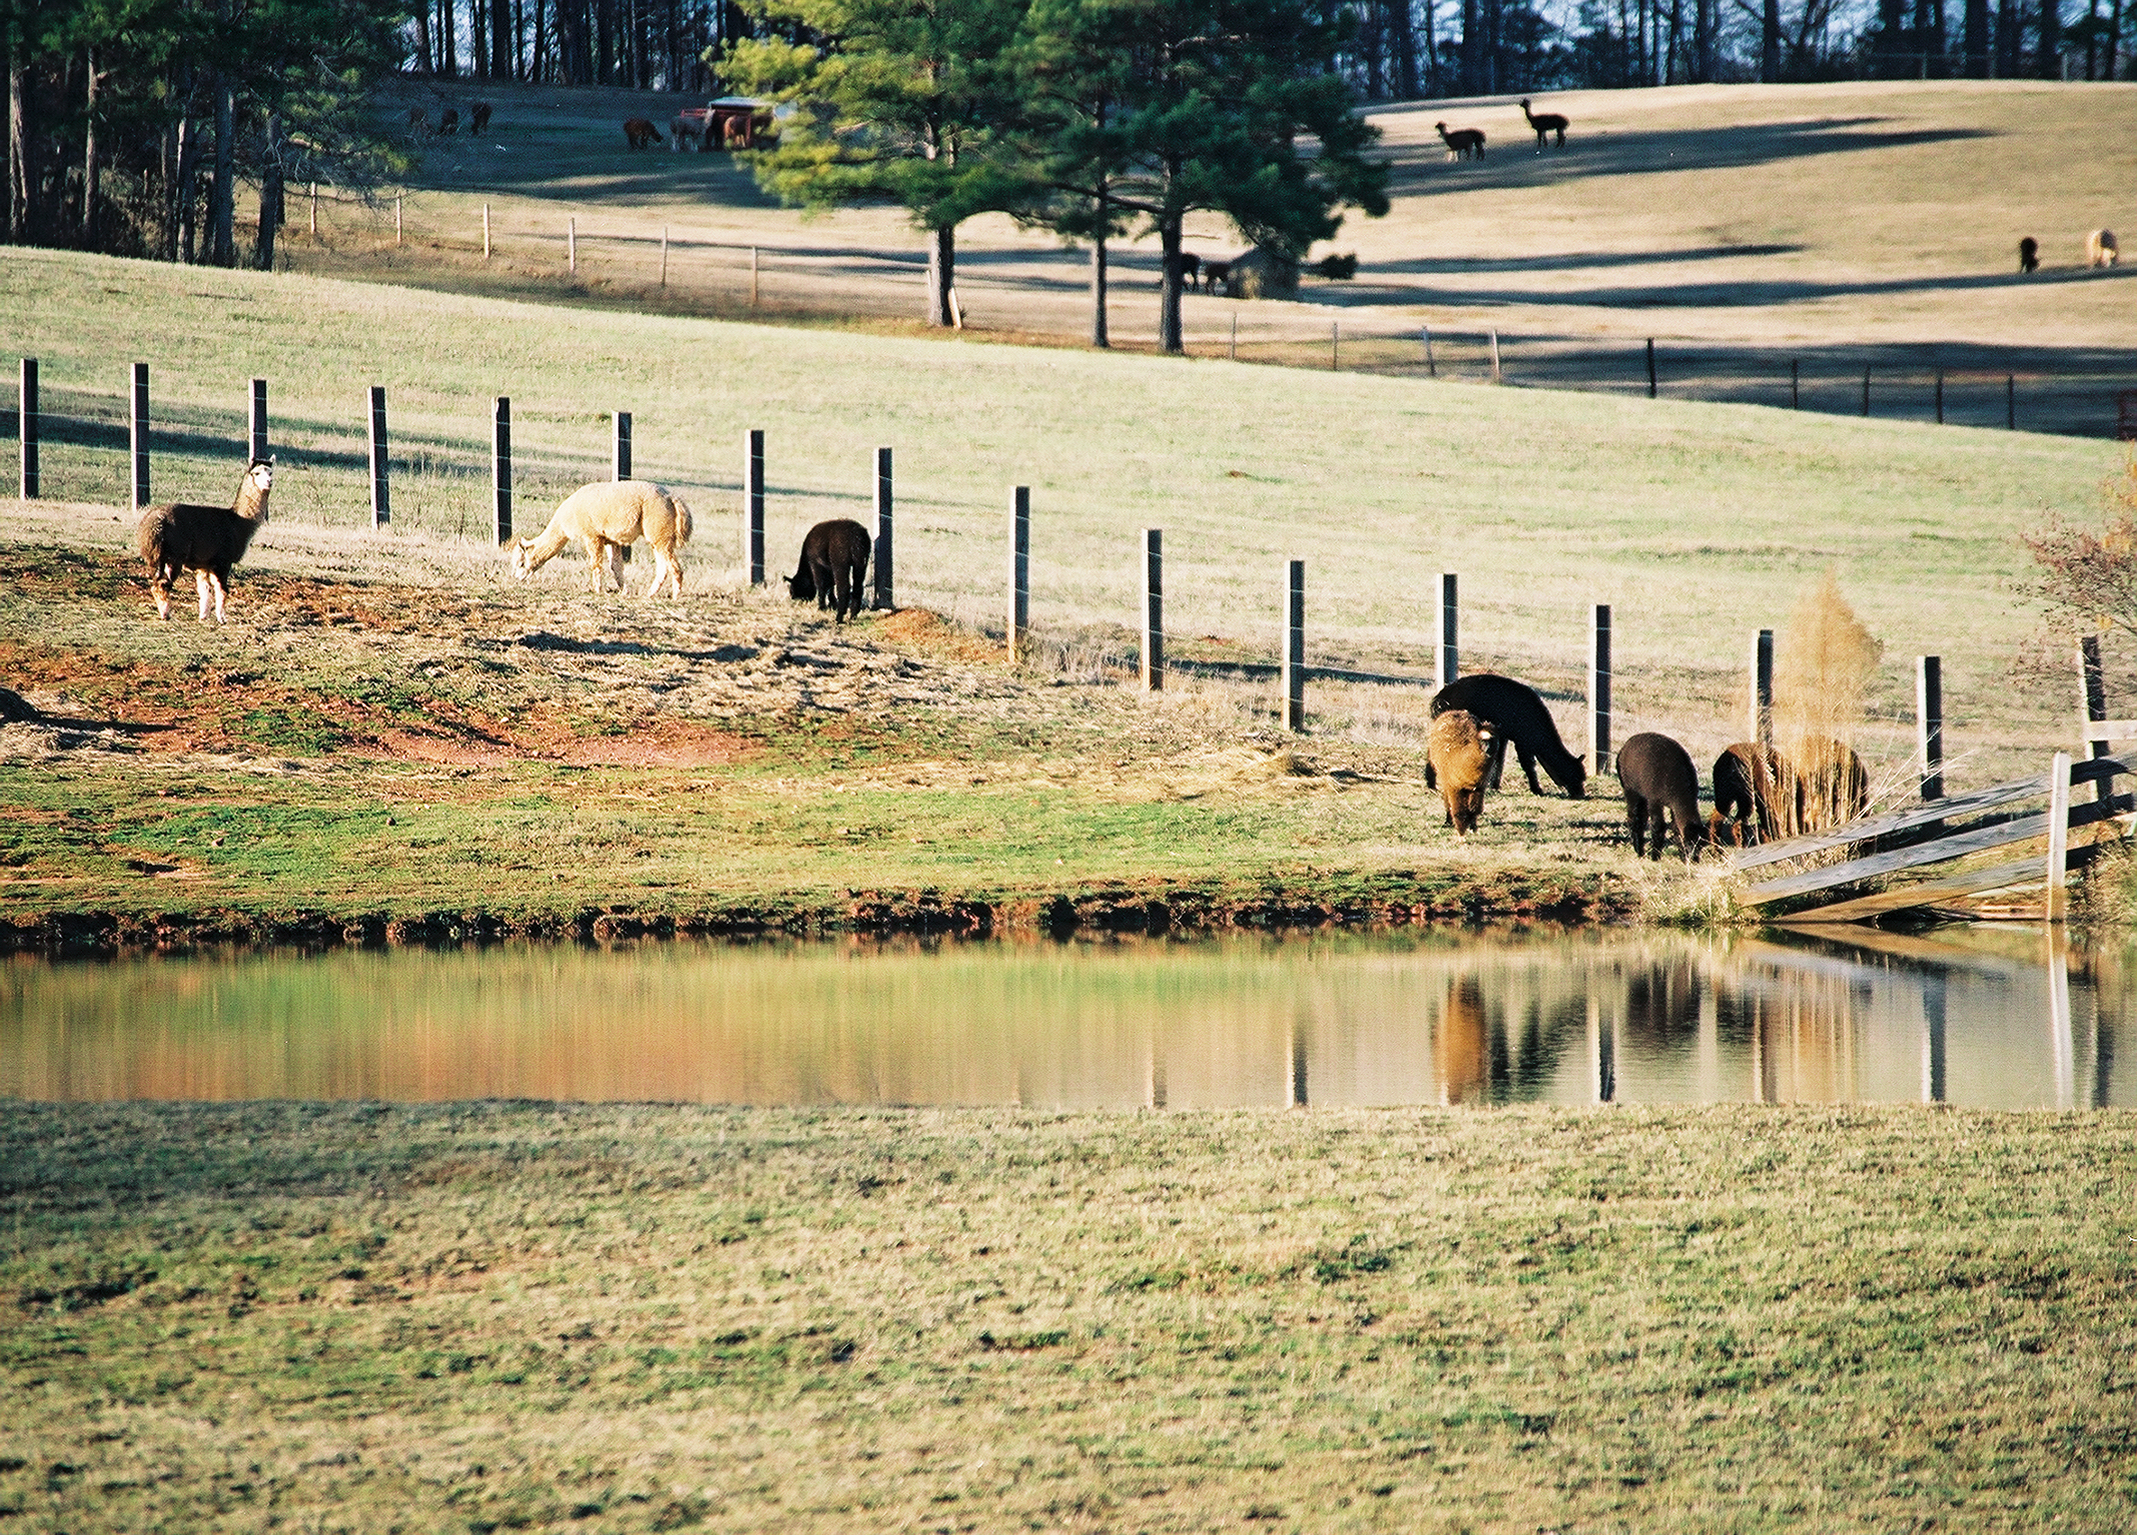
[
  {"left": 511, "top": 541, "right": 535, "bottom": 580},
  {"left": 246, "top": 461, "right": 273, "bottom": 495}
]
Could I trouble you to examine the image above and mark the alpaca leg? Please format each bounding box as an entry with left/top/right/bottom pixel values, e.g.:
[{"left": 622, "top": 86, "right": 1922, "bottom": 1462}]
[
  {"left": 195, "top": 570, "right": 212, "bottom": 621},
  {"left": 1483, "top": 735, "right": 1507, "bottom": 792},
  {"left": 1627, "top": 797, "right": 1647, "bottom": 859},
  {"left": 209, "top": 570, "right": 230, "bottom": 623},
  {"left": 1516, "top": 743, "right": 1544, "bottom": 795}
]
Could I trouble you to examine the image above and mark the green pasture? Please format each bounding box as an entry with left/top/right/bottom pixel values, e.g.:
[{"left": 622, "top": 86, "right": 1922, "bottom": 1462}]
[
  {"left": 2, "top": 247, "right": 2122, "bottom": 789},
  {"left": 2, "top": 1102, "right": 2133, "bottom": 1532}
]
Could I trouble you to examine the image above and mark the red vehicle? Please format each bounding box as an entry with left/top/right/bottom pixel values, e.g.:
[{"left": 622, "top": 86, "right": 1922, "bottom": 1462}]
[{"left": 672, "top": 98, "right": 775, "bottom": 153}]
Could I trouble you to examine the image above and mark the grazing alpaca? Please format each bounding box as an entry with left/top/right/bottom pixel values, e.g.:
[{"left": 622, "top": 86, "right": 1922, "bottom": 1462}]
[
  {"left": 1519, "top": 98, "right": 1568, "bottom": 149},
  {"left": 1710, "top": 741, "right": 1783, "bottom": 847},
  {"left": 1426, "top": 710, "right": 1491, "bottom": 836},
  {"left": 624, "top": 117, "right": 664, "bottom": 150},
  {"left": 1435, "top": 122, "right": 1485, "bottom": 161},
  {"left": 787, "top": 518, "right": 873, "bottom": 624},
  {"left": 438, "top": 107, "right": 460, "bottom": 135},
  {"left": 1779, "top": 737, "right": 1868, "bottom": 833},
  {"left": 407, "top": 106, "right": 428, "bottom": 134},
  {"left": 1203, "top": 258, "right": 1231, "bottom": 293},
  {"left": 137, "top": 458, "right": 273, "bottom": 623},
  {"left": 1171, "top": 252, "right": 1202, "bottom": 289},
  {"left": 470, "top": 101, "right": 493, "bottom": 135},
  {"left": 2087, "top": 229, "right": 2119, "bottom": 268},
  {"left": 1428, "top": 674, "right": 1586, "bottom": 798},
  {"left": 671, "top": 114, "right": 702, "bottom": 150},
  {"left": 1618, "top": 732, "right": 1705, "bottom": 862},
  {"left": 511, "top": 481, "right": 693, "bottom": 597},
  {"left": 2018, "top": 235, "right": 2039, "bottom": 273}
]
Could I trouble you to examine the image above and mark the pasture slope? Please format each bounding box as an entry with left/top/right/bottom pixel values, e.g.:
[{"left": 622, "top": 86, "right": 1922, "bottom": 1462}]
[
  {"left": 287, "top": 80, "right": 2137, "bottom": 428},
  {"left": 0, "top": 244, "right": 2126, "bottom": 939}
]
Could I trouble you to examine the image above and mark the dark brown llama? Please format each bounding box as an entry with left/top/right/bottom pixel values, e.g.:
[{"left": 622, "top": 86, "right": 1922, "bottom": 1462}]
[
  {"left": 1428, "top": 674, "right": 1586, "bottom": 797},
  {"left": 1619, "top": 732, "right": 1705, "bottom": 862},
  {"left": 1519, "top": 98, "right": 1568, "bottom": 149},
  {"left": 137, "top": 458, "right": 273, "bottom": 623},
  {"left": 788, "top": 519, "right": 872, "bottom": 623},
  {"left": 1435, "top": 122, "right": 1485, "bottom": 161}
]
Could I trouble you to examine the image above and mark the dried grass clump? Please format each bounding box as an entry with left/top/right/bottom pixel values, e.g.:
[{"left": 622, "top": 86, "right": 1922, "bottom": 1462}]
[{"left": 1771, "top": 571, "right": 1883, "bottom": 837}]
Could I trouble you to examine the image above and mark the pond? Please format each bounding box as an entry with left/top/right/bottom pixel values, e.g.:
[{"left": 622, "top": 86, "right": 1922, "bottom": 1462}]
[{"left": 3, "top": 926, "right": 2125, "bottom": 1110}]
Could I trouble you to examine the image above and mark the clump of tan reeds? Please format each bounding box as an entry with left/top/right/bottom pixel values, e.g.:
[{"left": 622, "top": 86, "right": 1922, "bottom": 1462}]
[{"left": 1769, "top": 571, "right": 1884, "bottom": 839}]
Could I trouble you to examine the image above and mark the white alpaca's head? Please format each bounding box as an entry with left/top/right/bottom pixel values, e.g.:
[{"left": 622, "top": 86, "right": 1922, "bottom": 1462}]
[{"left": 511, "top": 539, "right": 535, "bottom": 580}]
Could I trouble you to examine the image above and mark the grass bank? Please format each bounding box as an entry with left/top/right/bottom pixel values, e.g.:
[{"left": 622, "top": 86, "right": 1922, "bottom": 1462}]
[{"left": 2, "top": 1102, "right": 2133, "bottom": 1531}]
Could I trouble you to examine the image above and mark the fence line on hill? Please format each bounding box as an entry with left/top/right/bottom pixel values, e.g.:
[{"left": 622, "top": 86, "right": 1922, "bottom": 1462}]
[{"left": 11, "top": 354, "right": 2101, "bottom": 799}]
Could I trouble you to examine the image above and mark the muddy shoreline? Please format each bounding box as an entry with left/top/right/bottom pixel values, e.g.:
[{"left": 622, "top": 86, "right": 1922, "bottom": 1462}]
[{"left": 0, "top": 869, "right": 1628, "bottom": 955}]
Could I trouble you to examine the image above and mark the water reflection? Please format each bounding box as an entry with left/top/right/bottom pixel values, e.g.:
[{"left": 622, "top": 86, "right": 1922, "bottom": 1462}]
[{"left": 1, "top": 926, "right": 2129, "bottom": 1110}]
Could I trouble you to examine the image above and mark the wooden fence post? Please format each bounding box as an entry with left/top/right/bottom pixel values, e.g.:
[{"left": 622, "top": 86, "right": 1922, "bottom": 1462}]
[
  {"left": 130, "top": 362, "right": 150, "bottom": 511},
  {"left": 613, "top": 411, "right": 631, "bottom": 481},
  {"left": 1422, "top": 326, "right": 1436, "bottom": 377},
  {"left": 1790, "top": 357, "right": 1799, "bottom": 409},
  {"left": 1861, "top": 365, "right": 1870, "bottom": 417},
  {"left": 1915, "top": 654, "right": 1944, "bottom": 800},
  {"left": 483, "top": 202, "right": 491, "bottom": 261},
  {"left": 873, "top": 446, "right": 893, "bottom": 611},
  {"left": 18, "top": 358, "right": 36, "bottom": 500},
  {"left": 660, "top": 226, "right": 669, "bottom": 287},
  {"left": 1436, "top": 572, "right": 1458, "bottom": 689},
  {"left": 1008, "top": 486, "right": 1030, "bottom": 664},
  {"left": 1283, "top": 560, "right": 1305, "bottom": 732},
  {"left": 1934, "top": 368, "right": 1944, "bottom": 424},
  {"left": 2047, "top": 750, "right": 2072, "bottom": 922},
  {"left": 751, "top": 245, "right": 760, "bottom": 307},
  {"left": 2078, "top": 634, "right": 2110, "bottom": 801},
  {"left": 1489, "top": 330, "right": 1502, "bottom": 384},
  {"left": 395, "top": 193, "right": 402, "bottom": 245},
  {"left": 367, "top": 385, "right": 389, "bottom": 528},
  {"left": 2007, "top": 374, "right": 2016, "bottom": 430},
  {"left": 492, "top": 396, "right": 512, "bottom": 544},
  {"left": 1646, "top": 337, "right": 1656, "bottom": 398},
  {"left": 1142, "top": 528, "right": 1163, "bottom": 692},
  {"left": 1331, "top": 321, "right": 1339, "bottom": 372},
  {"left": 568, "top": 217, "right": 577, "bottom": 275},
  {"left": 309, "top": 182, "right": 317, "bottom": 235},
  {"left": 1229, "top": 314, "right": 1237, "bottom": 361},
  {"left": 1751, "top": 629, "right": 1773, "bottom": 747},
  {"left": 1589, "top": 603, "right": 1612, "bottom": 774},
  {"left": 249, "top": 377, "right": 268, "bottom": 462},
  {"left": 744, "top": 428, "right": 765, "bottom": 584}
]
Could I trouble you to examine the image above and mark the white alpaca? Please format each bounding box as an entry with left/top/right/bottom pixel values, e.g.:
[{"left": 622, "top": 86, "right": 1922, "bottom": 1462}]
[
  {"left": 2087, "top": 229, "right": 2119, "bottom": 268},
  {"left": 511, "top": 481, "right": 693, "bottom": 597}
]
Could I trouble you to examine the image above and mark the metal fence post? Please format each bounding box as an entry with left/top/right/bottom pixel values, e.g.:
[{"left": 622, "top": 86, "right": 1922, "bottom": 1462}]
[
  {"left": 1008, "top": 487, "right": 1030, "bottom": 664},
  {"left": 367, "top": 385, "right": 389, "bottom": 528},
  {"left": 1283, "top": 560, "right": 1305, "bottom": 731},
  {"left": 873, "top": 446, "right": 894, "bottom": 610},
  {"left": 1590, "top": 604, "right": 1612, "bottom": 774},
  {"left": 249, "top": 377, "right": 268, "bottom": 462},
  {"left": 492, "top": 396, "right": 512, "bottom": 544},
  {"left": 1646, "top": 338, "right": 1656, "bottom": 398},
  {"left": 1916, "top": 655, "right": 1944, "bottom": 800},
  {"left": 1436, "top": 572, "right": 1458, "bottom": 689},
  {"left": 18, "top": 358, "right": 36, "bottom": 500},
  {"left": 1935, "top": 368, "right": 1945, "bottom": 425},
  {"left": 744, "top": 428, "right": 765, "bottom": 584},
  {"left": 1790, "top": 357, "right": 1799, "bottom": 409},
  {"left": 1142, "top": 528, "right": 1163, "bottom": 692},
  {"left": 131, "top": 363, "right": 150, "bottom": 511},
  {"left": 1751, "top": 629, "right": 1773, "bottom": 748},
  {"left": 613, "top": 411, "right": 632, "bottom": 480}
]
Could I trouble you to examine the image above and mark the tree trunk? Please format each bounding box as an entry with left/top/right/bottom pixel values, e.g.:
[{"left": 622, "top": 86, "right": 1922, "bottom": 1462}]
[
  {"left": 1963, "top": 0, "right": 1991, "bottom": 70},
  {"left": 927, "top": 222, "right": 956, "bottom": 327},
  {"left": 1762, "top": 0, "right": 1782, "bottom": 76},
  {"left": 9, "top": 53, "right": 30, "bottom": 243},
  {"left": 500, "top": 0, "right": 519, "bottom": 82},
  {"left": 1091, "top": 158, "right": 1110, "bottom": 348},
  {"left": 1390, "top": 0, "right": 1420, "bottom": 96},
  {"left": 2040, "top": 0, "right": 2062, "bottom": 75},
  {"left": 2109, "top": 0, "right": 2122, "bottom": 78},
  {"left": 81, "top": 51, "right": 100, "bottom": 246},
  {"left": 175, "top": 108, "right": 203, "bottom": 262},
  {"left": 210, "top": 69, "right": 235, "bottom": 266},
  {"left": 255, "top": 114, "right": 283, "bottom": 270},
  {"left": 1158, "top": 214, "right": 1184, "bottom": 356},
  {"left": 415, "top": 0, "right": 434, "bottom": 74}
]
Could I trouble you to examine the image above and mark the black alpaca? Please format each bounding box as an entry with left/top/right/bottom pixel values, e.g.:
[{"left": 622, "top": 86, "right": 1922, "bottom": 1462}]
[
  {"left": 1619, "top": 732, "right": 1705, "bottom": 862},
  {"left": 2018, "top": 235, "right": 2039, "bottom": 274},
  {"left": 1520, "top": 98, "right": 1568, "bottom": 149},
  {"left": 1428, "top": 674, "right": 1586, "bottom": 798},
  {"left": 788, "top": 519, "right": 873, "bottom": 623},
  {"left": 1710, "top": 741, "right": 1780, "bottom": 846}
]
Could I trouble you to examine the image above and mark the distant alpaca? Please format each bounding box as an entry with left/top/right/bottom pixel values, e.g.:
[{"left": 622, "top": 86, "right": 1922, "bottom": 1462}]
[
  {"left": 470, "top": 102, "right": 493, "bottom": 135},
  {"left": 512, "top": 481, "right": 693, "bottom": 597},
  {"left": 1202, "top": 259, "right": 1231, "bottom": 293},
  {"left": 1435, "top": 122, "right": 1485, "bottom": 161},
  {"left": 2018, "top": 235, "right": 2039, "bottom": 274},
  {"left": 787, "top": 519, "right": 873, "bottom": 623},
  {"left": 2087, "top": 229, "right": 2119, "bottom": 268},
  {"left": 624, "top": 117, "right": 664, "bottom": 150},
  {"left": 1171, "top": 252, "right": 1202, "bottom": 289},
  {"left": 1426, "top": 710, "right": 1491, "bottom": 836},
  {"left": 1618, "top": 732, "right": 1705, "bottom": 862},
  {"left": 671, "top": 114, "right": 703, "bottom": 151},
  {"left": 1428, "top": 674, "right": 1586, "bottom": 798},
  {"left": 438, "top": 107, "right": 460, "bottom": 135},
  {"left": 407, "top": 107, "right": 428, "bottom": 134},
  {"left": 1519, "top": 98, "right": 1568, "bottom": 149},
  {"left": 137, "top": 458, "right": 273, "bottom": 623}
]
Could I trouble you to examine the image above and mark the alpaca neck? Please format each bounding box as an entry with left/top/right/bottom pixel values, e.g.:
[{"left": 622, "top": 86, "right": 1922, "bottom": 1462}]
[
  {"left": 233, "top": 479, "right": 271, "bottom": 524},
  {"left": 522, "top": 525, "right": 574, "bottom": 571}
]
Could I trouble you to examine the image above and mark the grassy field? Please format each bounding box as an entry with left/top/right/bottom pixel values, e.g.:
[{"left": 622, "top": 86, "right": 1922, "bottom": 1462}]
[
  {"left": 0, "top": 246, "right": 2127, "bottom": 931},
  {"left": 2, "top": 1101, "right": 2134, "bottom": 1531},
  {"left": 268, "top": 80, "right": 2137, "bottom": 430}
]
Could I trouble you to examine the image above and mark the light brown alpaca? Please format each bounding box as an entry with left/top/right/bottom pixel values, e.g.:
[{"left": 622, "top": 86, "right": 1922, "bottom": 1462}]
[
  {"left": 511, "top": 481, "right": 694, "bottom": 597},
  {"left": 2087, "top": 229, "right": 2119, "bottom": 268},
  {"left": 1426, "top": 709, "right": 1491, "bottom": 836},
  {"left": 1435, "top": 121, "right": 1485, "bottom": 161}
]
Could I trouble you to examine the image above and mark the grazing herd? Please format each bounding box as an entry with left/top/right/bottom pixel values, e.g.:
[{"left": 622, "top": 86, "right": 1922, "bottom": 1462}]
[
  {"left": 407, "top": 102, "right": 490, "bottom": 136},
  {"left": 1417, "top": 669, "right": 1869, "bottom": 862}
]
